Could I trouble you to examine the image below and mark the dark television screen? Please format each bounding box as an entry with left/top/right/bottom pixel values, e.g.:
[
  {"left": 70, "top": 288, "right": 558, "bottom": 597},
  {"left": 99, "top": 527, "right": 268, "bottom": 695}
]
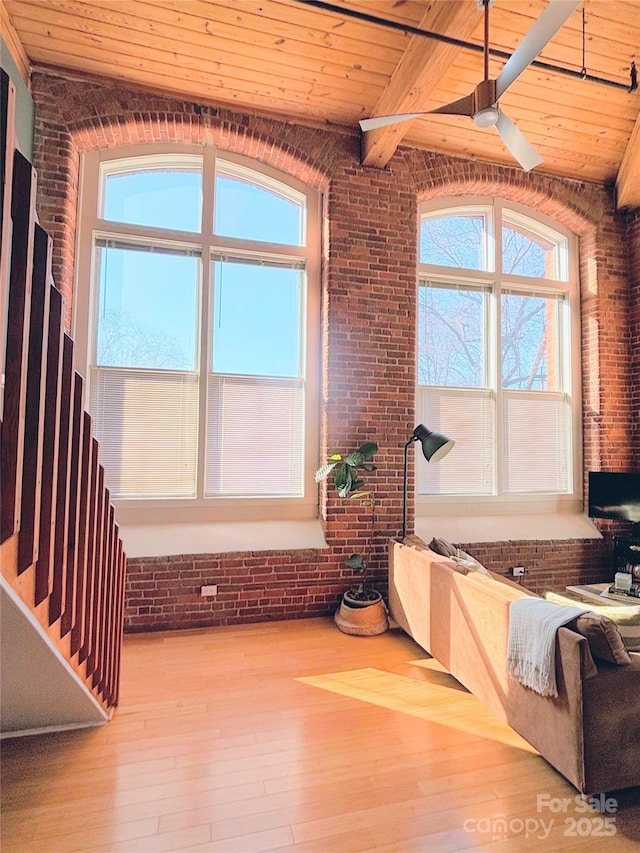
[{"left": 588, "top": 472, "right": 640, "bottom": 524}]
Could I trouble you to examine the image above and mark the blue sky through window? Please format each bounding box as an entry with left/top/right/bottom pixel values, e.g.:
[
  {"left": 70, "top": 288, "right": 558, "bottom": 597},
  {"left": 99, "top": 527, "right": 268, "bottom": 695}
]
[
  {"left": 420, "top": 210, "right": 565, "bottom": 392},
  {"left": 104, "top": 169, "right": 202, "bottom": 232},
  {"left": 96, "top": 246, "right": 199, "bottom": 371},
  {"left": 212, "top": 261, "right": 302, "bottom": 377},
  {"left": 215, "top": 174, "right": 302, "bottom": 245},
  {"left": 502, "top": 293, "right": 557, "bottom": 390},
  {"left": 502, "top": 225, "right": 546, "bottom": 277},
  {"left": 418, "top": 286, "right": 485, "bottom": 387},
  {"left": 420, "top": 214, "right": 485, "bottom": 270},
  {"left": 97, "top": 162, "right": 306, "bottom": 381}
]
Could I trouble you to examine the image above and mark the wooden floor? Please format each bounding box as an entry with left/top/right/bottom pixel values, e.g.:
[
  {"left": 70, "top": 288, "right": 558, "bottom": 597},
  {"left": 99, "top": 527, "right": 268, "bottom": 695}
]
[{"left": 2, "top": 618, "right": 639, "bottom": 852}]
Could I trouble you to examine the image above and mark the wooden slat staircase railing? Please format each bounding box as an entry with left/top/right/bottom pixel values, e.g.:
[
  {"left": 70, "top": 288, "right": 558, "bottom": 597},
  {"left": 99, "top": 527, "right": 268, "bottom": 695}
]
[{"left": 0, "top": 68, "right": 125, "bottom": 717}]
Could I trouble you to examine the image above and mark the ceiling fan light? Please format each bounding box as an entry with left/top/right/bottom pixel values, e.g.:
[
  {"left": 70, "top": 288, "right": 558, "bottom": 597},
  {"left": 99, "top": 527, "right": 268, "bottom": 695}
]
[{"left": 474, "top": 106, "right": 500, "bottom": 128}]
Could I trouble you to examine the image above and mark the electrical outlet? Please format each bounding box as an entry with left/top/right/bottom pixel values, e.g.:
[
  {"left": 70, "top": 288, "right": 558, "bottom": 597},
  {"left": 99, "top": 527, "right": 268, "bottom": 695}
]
[
  {"left": 200, "top": 585, "right": 218, "bottom": 597},
  {"left": 511, "top": 566, "right": 526, "bottom": 578}
]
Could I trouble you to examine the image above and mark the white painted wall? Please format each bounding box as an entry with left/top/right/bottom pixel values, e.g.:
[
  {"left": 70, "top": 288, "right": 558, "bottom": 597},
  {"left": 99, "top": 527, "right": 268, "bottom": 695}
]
[
  {"left": 0, "top": 580, "right": 108, "bottom": 736},
  {"left": 120, "top": 518, "right": 328, "bottom": 558}
]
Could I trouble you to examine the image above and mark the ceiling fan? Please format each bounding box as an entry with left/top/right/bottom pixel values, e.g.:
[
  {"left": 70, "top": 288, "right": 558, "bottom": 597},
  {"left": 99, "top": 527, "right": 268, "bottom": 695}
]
[{"left": 359, "top": 0, "right": 582, "bottom": 172}]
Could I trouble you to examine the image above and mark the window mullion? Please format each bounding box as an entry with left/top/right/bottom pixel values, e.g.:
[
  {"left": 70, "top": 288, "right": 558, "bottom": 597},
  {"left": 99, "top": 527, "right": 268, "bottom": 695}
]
[
  {"left": 197, "top": 254, "right": 211, "bottom": 502},
  {"left": 197, "top": 148, "right": 216, "bottom": 500},
  {"left": 493, "top": 205, "right": 504, "bottom": 498},
  {"left": 493, "top": 200, "right": 502, "bottom": 275},
  {"left": 494, "top": 281, "right": 505, "bottom": 497}
]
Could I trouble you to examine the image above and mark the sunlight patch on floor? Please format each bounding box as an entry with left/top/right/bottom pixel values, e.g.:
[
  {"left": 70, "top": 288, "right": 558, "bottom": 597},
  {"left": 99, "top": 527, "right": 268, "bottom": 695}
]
[{"left": 297, "top": 667, "right": 536, "bottom": 752}]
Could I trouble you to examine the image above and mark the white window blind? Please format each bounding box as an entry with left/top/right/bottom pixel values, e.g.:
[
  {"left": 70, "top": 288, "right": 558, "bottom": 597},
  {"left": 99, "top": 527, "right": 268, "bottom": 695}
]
[
  {"left": 206, "top": 375, "right": 304, "bottom": 497},
  {"left": 90, "top": 368, "right": 199, "bottom": 498},
  {"left": 503, "top": 391, "right": 571, "bottom": 493},
  {"left": 418, "top": 387, "right": 495, "bottom": 495}
]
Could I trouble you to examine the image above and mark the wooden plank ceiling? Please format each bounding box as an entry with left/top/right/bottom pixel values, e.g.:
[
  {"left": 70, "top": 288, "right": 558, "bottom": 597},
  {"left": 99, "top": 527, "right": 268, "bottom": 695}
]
[{"left": 3, "top": 0, "right": 640, "bottom": 207}]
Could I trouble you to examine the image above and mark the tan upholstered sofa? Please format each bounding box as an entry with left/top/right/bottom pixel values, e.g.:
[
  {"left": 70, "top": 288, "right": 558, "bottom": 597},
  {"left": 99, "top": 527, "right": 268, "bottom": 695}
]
[{"left": 389, "top": 537, "right": 640, "bottom": 794}]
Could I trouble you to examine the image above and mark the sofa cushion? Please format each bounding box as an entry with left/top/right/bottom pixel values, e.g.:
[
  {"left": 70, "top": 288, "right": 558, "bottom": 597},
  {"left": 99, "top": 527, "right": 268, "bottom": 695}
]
[
  {"left": 428, "top": 538, "right": 489, "bottom": 575},
  {"left": 545, "top": 592, "right": 635, "bottom": 661},
  {"left": 429, "top": 537, "right": 457, "bottom": 558},
  {"left": 572, "top": 611, "right": 632, "bottom": 665}
]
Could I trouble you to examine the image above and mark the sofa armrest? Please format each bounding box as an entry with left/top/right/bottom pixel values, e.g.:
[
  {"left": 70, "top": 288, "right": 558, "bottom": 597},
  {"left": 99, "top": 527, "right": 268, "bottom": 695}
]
[{"left": 506, "top": 627, "right": 589, "bottom": 792}]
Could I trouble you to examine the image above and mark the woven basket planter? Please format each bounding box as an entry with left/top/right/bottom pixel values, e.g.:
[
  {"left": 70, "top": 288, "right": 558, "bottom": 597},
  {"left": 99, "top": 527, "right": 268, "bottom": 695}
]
[{"left": 334, "top": 590, "right": 389, "bottom": 636}]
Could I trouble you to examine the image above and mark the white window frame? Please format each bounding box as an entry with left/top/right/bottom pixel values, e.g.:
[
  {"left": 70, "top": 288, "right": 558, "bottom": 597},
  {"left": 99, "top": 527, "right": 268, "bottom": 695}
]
[
  {"left": 75, "top": 144, "right": 321, "bottom": 525},
  {"left": 417, "top": 196, "right": 582, "bottom": 520}
]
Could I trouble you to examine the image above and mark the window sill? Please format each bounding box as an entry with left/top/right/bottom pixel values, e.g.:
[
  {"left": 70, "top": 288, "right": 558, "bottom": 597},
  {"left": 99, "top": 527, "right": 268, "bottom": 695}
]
[
  {"left": 119, "top": 519, "right": 328, "bottom": 558},
  {"left": 415, "top": 512, "right": 601, "bottom": 544}
]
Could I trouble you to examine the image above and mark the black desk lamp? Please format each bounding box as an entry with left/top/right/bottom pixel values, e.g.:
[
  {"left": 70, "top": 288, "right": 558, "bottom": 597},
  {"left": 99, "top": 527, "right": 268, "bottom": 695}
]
[{"left": 402, "top": 424, "right": 455, "bottom": 539}]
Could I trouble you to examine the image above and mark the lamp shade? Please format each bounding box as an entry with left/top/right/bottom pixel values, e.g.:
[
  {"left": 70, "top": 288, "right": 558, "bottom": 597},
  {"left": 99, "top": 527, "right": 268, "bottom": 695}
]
[{"left": 413, "top": 425, "right": 455, "bottom": 463}]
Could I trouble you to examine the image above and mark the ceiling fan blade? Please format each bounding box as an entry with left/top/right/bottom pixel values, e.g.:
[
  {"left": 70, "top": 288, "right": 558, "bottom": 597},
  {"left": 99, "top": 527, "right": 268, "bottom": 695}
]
[
  {"left": 495, "top": 112, "right": 543, "bottom": 172},
  {"left": 360, "top": 93, "right": 474, "bottom": 132},
  {"left": 495, "top": 0, "right": 581, "bottom": 99},
  {"left": 359, "top": 113, "right": 424, "bottom": 131},
  {"left": 429, "top": 93, "right": 474, "bottom": 118}
]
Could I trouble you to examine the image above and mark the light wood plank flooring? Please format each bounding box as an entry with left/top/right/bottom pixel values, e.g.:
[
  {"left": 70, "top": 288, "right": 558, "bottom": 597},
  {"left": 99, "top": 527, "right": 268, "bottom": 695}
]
[{"left": 2, "top": 618, "right": 639, "bottom": 852}]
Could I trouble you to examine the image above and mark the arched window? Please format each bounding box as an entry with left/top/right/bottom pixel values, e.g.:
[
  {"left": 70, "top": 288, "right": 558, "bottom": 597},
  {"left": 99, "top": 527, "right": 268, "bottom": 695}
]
[
  {"left": 417, "top": 199, "right": 580, "bottom": 516},
  {"left": 76, "top": 147, "right": 320, "bottom": 523}
]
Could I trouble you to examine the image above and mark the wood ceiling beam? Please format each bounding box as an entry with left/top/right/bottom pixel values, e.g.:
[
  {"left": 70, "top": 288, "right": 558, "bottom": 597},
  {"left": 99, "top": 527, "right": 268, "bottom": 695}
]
[
  {"left": 360, "top": 1, "right": 482, "bottom": 169},
  {"left": 616, "top": 109, "right": 640, "bottom": 210},
  {"left": 0, "top": 0, "right": 30, "bottom": 84}
]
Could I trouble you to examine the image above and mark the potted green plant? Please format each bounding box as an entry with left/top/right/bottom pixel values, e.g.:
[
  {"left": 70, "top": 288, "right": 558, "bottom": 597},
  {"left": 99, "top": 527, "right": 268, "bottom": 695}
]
[
  {"left": 342, "top": 553, "right": 380, "bottom": 606},
  {"left": 315, "top": 442, "right": 389, "bottom": 635}
]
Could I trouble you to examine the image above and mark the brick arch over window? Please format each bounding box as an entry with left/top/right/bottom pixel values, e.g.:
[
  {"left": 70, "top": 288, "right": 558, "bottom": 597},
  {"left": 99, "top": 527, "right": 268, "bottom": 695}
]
[
  {"left": 404, "top": 148, "right": 633, "bottom": 474},
  {"left": 403, "top": 150, "right": 608, "bottom": 235},
  {"left": 31, "top": 73, "right": 338, "bottom": 322}
]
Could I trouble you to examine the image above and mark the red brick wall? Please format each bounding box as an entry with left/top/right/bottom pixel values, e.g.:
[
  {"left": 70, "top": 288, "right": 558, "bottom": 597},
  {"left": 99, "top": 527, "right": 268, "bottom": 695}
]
[
  {"left": 30, "top": 72, "right": 638, "bottom": 632},
  {"left": 457, "top": 538, "right": 610, "bottom": 595},
  {"left": 125, "top": 550, "right": 335, "bottom": 631}
]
